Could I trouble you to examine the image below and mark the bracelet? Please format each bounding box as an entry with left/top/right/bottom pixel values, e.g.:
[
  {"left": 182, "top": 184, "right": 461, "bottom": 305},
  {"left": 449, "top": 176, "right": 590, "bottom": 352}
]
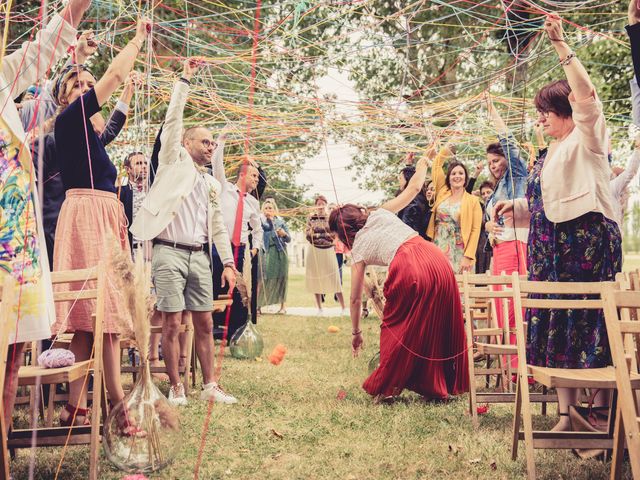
[
  {"left": 223, "top": 263, "right": 235, "bottom": 269},
  {"left": 179, "top": 76, "right": 191, "bottom": 85},
  {"left": 352, "top": 330, "right": 362, "bottom": 336},
  {"left": 129, "top": 39, "right": 143, "bottom": 52},
  {"left": 560, "top": 52, "right": 576, "bottom": 66}
]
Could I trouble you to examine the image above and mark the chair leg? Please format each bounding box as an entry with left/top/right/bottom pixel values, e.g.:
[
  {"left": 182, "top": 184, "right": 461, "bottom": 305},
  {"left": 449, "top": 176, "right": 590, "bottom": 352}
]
[
  {"left": 467, "top": 344, "right": 478, "bottom": 428},
  {"left": 511, "top": 377, "right": 522, "bottom": 461},
  {"left": 512, "top": 367, "right": 536, "bottom": 480},
  {"left": 541, "top": 386, "right": 547, "bottom": 416},
  {"left": 46, "top": 385, "right": 56, "bottom": 427},
  {"left": 610, "top": 402, "right": 625, "bottom": 480}
]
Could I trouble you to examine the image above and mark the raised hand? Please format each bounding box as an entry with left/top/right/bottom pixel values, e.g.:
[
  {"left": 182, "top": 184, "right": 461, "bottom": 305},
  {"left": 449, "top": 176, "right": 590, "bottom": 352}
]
[
  {"left": 544, "top": 13, "right": 564, "bottom": 44},
  {"left": 75, "top": 30, "right": 98, "bottom": 63},
  {"left": 136, "top": 17, "right": 152, "bottom": 43},
  {"left": 474, "top": 160, "right": 484, "bottom": 177},
  {"left": 183, "top": 57, "right": 202, "bottom": 80}
]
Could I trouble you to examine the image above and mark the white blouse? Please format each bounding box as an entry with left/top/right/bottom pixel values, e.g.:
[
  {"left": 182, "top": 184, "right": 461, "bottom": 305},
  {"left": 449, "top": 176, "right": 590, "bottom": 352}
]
[{"left": 350, "top": 208, "right": 418, "bottom": 266}]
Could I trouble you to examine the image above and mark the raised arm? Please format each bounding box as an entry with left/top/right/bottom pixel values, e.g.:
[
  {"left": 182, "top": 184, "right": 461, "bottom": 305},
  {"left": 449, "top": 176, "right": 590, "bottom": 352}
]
[
  {"left": 627, "top": 0, "right": 640, "bottom": 83},
  {"left": 211, "top": 131, "right": 228, "bottom": 188},
  {"left": 94, "top": 18, "right": 150, "bottom": 106},
  {"left": 158, "top": 60, "right": 197, "bottom": 166},
  {"left": 382, "top": 155, "right": 430, "bottom": 213},
  {"left": 544, "top": 14, "right": 593, "bottom": 102},
  {"left": 431, "top": 144, "right": 453, "bottom": 196},
  {"left": 100, "top": 73, "right": 139, "bottom": 145},
  {"left": 485, "top": 93, "right": 509, "bottom": 136},
  {"left": 2, "top": 12, "right": 80, "bottom": 96},
  {"left": 60, "top": 0, "right": 92, "bottom": 28}
]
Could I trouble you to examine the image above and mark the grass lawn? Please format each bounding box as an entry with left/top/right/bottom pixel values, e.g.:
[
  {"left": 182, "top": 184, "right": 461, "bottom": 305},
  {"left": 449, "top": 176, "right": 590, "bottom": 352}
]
[{"left": 10, "top": 271, "right": 635, "bottom": 479}]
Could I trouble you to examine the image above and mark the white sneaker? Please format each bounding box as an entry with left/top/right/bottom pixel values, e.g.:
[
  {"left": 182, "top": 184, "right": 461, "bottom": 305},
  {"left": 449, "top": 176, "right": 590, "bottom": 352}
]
[
  {"left": 341, "top": 308, "right": 349, "bottom": 316},
  {"left": 316, "top": 309, "right": 324, "bottom": 317},
  {"left": 168, "top": 382, "right": 188, "bottom": 406},
  {"left": 201, "top": 382, "right": 238, "bottom": 404}
]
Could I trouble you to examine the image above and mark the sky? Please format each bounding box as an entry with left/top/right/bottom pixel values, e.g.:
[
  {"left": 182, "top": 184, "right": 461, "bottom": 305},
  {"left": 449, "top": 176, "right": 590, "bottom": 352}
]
[{"left": 296, "top": 68, "right": 385, "bottom": 206}]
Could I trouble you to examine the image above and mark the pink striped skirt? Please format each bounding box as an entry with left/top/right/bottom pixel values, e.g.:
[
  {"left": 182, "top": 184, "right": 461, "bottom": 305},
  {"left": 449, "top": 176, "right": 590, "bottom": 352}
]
[{"left": 52, "top": 188, "right": 131, "bottom": 334}]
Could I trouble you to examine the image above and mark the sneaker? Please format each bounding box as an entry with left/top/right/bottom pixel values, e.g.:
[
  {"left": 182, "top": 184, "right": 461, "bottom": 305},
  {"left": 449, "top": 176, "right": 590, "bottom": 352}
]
[
  {"left": 341, "top": 308, "right": 349, "bottom": 316},
  {"left": 316, "top": 309, "right": 323, "bottom": 317},
  {"left": 168, "top": 383, "right": 188, "bottom": 406},
  {"left": 200, "top": 382, "right": 238, "bottom": 404}
]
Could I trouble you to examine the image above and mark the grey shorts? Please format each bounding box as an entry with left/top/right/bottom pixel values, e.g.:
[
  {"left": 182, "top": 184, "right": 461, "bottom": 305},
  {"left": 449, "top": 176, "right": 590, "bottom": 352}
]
[{"left": 151, "top": 244, "right": 213, "bottom": 313}]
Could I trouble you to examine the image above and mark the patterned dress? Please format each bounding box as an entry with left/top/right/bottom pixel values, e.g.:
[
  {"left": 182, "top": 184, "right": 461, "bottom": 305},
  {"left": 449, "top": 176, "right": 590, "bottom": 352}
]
[
  {"left": 526, "top": 153, "right": 622, "bottom": 369},
  {"left": 0, "top": 118, "right": 52, "bottom": 343},
  {"left": 434, "top": 198, "right": 464, "bottom": 273}
]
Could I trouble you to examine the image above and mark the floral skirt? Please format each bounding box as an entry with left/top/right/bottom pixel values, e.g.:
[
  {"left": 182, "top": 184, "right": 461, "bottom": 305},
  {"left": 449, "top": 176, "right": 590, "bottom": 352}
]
[{"left": 526, "top": 210, "right": 621, "bottom": 368}]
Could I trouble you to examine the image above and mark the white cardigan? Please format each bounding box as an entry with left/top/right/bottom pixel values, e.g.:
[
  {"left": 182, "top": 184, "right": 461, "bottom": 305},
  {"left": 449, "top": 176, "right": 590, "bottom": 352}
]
[
  {"left": 514, "top": 91, "right": 616, "bottom": 226},
  {"left": 129, "top": 81, "right": 234, "bottom": 266}
]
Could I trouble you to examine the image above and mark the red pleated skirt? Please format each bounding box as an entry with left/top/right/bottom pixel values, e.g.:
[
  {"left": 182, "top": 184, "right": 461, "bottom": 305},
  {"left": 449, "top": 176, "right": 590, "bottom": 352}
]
[{"left": 363, "top": 236, "right": 469, "bottom": 399}]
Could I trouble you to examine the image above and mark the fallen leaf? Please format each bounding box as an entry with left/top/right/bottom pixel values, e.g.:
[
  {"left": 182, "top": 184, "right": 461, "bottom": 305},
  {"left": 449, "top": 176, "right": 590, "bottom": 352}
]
[
  {"left": 270, "top": 428, "right": 284, "bottom": 439},
  {"left": 336, "top": 389, "right": 347, "bottom": 400},
  {"left": 489, "top": 460, "right": 497, "bottom": 470},
  {"left": 448, "top": 444, "right": 459, "bottom": 455}
]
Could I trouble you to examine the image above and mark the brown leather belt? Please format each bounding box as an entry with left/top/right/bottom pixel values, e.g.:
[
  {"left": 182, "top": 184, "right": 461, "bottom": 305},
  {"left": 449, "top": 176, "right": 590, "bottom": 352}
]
[{"left": 153, "top": 238, "right": 206, "bottom": 252}]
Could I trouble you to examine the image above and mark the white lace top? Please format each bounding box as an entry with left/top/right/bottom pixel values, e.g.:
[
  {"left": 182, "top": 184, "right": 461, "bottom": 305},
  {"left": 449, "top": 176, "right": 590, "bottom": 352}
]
[{"left": 350, "top": 208, "right": 418, "bottom": 266}]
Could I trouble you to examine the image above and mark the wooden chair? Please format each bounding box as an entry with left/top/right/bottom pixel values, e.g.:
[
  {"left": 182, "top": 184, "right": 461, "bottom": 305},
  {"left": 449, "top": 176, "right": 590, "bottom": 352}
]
[
  {"left": 121, "top": 294, "right": 233, "bottom": 391},
  {"left": 463, "top": 272, "right": 511, "bottom": 426},
  {"left": 462, "top": 272, "right": 554, "bottom": 427},
  {"left": 509, "top": 273, "right": 636, "bottom": 479},
  {"left": 8, "top": 265, "right": 107, "bottom": 480},
  {"left": 602, "top": 286, "right": 640, "bottom": 479}
]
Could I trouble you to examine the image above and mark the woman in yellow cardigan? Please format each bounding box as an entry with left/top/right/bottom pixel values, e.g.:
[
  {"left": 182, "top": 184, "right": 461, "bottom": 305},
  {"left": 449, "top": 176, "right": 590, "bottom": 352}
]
[{"left": 426, "top": 145, "right": 483, "bottom": 273}]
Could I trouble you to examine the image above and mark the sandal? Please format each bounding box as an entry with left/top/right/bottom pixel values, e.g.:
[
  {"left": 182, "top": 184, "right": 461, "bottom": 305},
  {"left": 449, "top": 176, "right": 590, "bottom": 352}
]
[{"left": 59, "top": 404, "right": 90, "bottom": 427}]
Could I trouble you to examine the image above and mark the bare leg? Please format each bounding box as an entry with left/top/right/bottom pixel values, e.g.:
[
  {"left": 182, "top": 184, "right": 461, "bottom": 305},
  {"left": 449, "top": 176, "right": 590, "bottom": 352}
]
[
  {"left": 161, "top": 311, "right": 183, "bottom": 387},
  {"left": 552, "top": 387, "right": 580, "bottom": 431},
  {"left": 3, "top": 342, "right": 25, "bottom": 430},
  {"left": 314, "top": 294, "right": 323, "bottom": 310},
  {"left": 191, "top": 311, "right": 215, "bottom": 385},
  {"left": 101, "top": 333, "right": 125, "bottom": 405},
  {"left": 149, "top": 309, "right": 169, "bottom": 381},
  {"left": 149, "top": 309, "right": 162, "bottom": 360},
  {"left": 61, "top": 332, "right": 93, "bottom": 424},
  {"left": 592, "top": 388, "right": 610, "bottom": 408},
  {"left": 178, "top": 311, "right": 191, "bottom": 368},
  {"left": 336, "top": 292, "right": 346, "bottom": 309}
]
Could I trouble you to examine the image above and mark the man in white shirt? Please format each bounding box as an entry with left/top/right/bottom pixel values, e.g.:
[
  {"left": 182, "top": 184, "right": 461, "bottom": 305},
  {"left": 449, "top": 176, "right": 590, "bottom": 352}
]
[
  {"left": 211, "top": 135, "right": 263, "bottom": 340},
  {"left": 130, "top": 60, "right": 237, "bottom": 406}
]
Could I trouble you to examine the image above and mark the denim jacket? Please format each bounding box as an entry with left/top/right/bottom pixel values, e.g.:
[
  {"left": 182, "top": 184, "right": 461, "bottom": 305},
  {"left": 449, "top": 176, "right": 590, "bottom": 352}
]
[
  {"left": 262, "top": 216, "right": 291, "bottom": 252},
  {"left": 484, "top": 132, "right": 528, "bottom": 222}
]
